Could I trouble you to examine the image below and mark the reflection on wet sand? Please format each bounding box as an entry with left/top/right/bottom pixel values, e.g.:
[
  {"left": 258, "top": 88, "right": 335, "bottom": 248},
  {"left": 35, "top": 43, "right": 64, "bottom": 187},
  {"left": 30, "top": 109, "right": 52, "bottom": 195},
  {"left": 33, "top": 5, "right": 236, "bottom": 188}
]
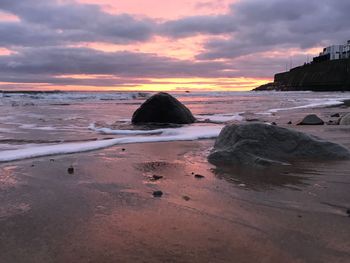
[{"left": 212, "top": 164, "right": 310, "bottom": 191}]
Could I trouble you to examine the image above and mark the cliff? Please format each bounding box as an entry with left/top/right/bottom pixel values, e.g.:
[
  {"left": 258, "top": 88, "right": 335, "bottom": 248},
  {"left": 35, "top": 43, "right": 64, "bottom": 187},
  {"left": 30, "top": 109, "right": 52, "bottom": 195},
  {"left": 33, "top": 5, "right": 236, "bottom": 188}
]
[{"left": 255, "top": 59, "right": 350, "bottom": 91}]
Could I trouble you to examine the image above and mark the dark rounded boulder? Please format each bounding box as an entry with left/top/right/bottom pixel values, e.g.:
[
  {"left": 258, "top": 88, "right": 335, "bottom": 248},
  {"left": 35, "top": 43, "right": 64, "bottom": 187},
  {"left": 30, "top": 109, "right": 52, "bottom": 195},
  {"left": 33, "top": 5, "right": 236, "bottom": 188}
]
[
  {"left": 208, "top": 123, "right": 350, "bottom": 167},
  {"left": 132, "top": 92, "right": 196, "bottom": 124}
]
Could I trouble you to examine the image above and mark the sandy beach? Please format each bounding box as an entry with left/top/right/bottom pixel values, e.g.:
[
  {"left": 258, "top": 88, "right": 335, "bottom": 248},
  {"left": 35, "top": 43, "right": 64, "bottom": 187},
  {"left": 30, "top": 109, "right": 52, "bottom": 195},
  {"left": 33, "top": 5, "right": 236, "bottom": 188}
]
[
  {"left": 0, "top": 92, "right": 349, "bottom": 263},
  {"left": 2, "top": 0, "right": 350, "bottom": 262}
]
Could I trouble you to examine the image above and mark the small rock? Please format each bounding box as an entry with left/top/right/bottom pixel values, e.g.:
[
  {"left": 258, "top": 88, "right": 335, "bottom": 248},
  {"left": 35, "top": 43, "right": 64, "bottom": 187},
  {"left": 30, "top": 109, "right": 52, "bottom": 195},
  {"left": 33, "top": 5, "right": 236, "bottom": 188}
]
[
  {"left": 326, "top": 120, "right": 339, "bottom": 125},
  {"left": 331, "top": 113, "right": 340, "bottom": 118},
  {"left": 191, "top": 172, "right": 195, "bottom": 175},
  {"left": 194, "top": 174, "right": 205, "bottom": 179},
  {"left": 346, "top": 209, "right": 350, "bottom": 216},
  {"left": 297, "top": 215, "right": 302, "bottom": 218},
  {"left": 287, "top": 121, "right": 292, "bottom": 125},
  {"left": 153, "top": 190, "right": 163, "bottom": 197},
  {"left": 271, "top": 122, "right": 277, "bottom": 126},
  {"left": 182, "top": 196, "right": 190, "bottom": 201},
  {"left": 297, "top": 114, "right": 324, "bottom": 125},
  {"left": 67, "top": 166, "right": 74, "bottom": 174},
  {"left": 122, "top": 148, "right": 126, "bottom": 151},
  {"left": 246, "top": 118, "right": 260, "bottom": 122},
  {"left": 340, "top": 113, "right": 350, "bottom": 125},
  {"left": 152, "top": 175, "right": 163, "bottom": 180},
  {"left": 31, "top": 164, "right": 35, "bottom": 167},
  {"left": 50, "top": 159, "right": 55, "bottom": 162}
]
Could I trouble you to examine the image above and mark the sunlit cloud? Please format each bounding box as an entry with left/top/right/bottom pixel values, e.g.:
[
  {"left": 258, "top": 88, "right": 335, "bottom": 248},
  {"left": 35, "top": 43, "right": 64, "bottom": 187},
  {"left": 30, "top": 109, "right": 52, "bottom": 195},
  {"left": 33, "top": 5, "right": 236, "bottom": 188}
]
[
  {"left": 72, "top": 35, "right": 208, "bottom": 60},
  {"left": 77, "top": 0, "right": 234, "bottom": 19},
  {"left": 0, "top": 10, "right": 20, "bottom": 22},
  {"left": 0, "top": 0, "right": 349, "bottom": 91}
]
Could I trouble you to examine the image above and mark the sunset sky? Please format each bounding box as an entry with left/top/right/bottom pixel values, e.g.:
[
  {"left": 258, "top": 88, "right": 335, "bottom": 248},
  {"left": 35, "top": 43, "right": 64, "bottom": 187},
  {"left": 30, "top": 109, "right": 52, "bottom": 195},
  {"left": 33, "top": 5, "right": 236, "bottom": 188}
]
[{"left": 0, "top": 0, "right": 349, "bottom": 91}]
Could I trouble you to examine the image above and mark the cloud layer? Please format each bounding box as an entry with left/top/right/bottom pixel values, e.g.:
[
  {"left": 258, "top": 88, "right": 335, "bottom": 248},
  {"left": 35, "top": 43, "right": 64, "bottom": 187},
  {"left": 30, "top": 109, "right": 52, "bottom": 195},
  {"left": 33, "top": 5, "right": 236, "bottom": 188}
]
[{"left": 1, "top": 0, "right": 349, "bottom": 90}]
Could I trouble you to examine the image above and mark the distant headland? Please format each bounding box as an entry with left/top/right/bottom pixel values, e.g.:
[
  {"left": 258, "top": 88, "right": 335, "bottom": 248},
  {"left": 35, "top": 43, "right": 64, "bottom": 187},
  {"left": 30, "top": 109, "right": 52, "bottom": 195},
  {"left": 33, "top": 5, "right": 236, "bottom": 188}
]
[{"left": 254, "top": 40, "right": 350, "bottom": 91}]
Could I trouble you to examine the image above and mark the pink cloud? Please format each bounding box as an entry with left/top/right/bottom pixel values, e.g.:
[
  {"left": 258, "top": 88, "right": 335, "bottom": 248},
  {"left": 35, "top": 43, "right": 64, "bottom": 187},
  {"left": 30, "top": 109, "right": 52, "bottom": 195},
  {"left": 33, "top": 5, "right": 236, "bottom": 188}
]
[
  {"left": 0, "top": 11, "right": 20, "bottom": 22},
  {"left": 77, "top": 0, "right": 233, "bottom": 19}
]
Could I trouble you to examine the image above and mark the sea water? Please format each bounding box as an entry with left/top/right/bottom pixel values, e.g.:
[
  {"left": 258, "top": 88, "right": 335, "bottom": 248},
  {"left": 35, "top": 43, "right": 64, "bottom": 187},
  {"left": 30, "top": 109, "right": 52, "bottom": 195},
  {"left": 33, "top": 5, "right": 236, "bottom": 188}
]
[{"left": 0, "top": 90, "right": 349, "bottom": 161}]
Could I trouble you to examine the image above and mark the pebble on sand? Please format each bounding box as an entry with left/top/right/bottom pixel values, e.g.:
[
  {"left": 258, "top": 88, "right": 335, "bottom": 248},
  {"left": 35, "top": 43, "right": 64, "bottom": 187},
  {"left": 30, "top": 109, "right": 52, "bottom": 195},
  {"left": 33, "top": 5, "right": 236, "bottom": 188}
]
[
  {"left": 182, "top": 196, "right": 190, "bottom": 201},
  {"left": 67, "top": 166, "right": 74, "bottom": 174},
  {"left": 153, "top": 190, "right": 163, "bottom": 197},
  {"left": 194, "top": 174, "right": 205, "bottom": 179},
  {"left": 152, "top": 175, "right": 163, "bottom": 181}
]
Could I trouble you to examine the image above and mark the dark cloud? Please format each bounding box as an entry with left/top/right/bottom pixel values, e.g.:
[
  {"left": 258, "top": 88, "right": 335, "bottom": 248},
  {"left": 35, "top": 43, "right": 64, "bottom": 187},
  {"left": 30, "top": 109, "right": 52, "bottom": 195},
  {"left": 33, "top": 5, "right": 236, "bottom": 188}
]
[
  {"left": 161, "top": 0, "right": 350, "bottom": 59},
  {"left": 0, "top": 46, "right": 245, "bottom": 87},
  {"left": 160, "top": 15, "right": 236, "bottom": 38},
  {"left": 0, "top": 44, "right": 303, "bottom": 88},
  {"left": 0, "top": 73, "right": 151, "bottom": 87},
  {"left": 0, "top": 0, "right": 154, "bottom": 47},
  {"left": 1, "top": 0, "right": 350, "bottom": 88}
]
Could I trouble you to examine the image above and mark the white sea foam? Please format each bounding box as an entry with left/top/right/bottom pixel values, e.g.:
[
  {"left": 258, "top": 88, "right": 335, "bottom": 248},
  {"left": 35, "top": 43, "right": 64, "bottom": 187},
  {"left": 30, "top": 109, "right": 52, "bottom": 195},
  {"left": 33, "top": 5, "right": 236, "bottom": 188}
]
[
  {"left": 88, "top": 123, "right": 165, "bottom": 135},
  {"left": 263, "top": 99, "right": 345, "bottom": 115},
  {"left": 0, "top": 91, "right": 151, "bottom": 105},
  {"left": 0, "top": 125, "right": 223, "bottom": 162},
  {"left": 196, "top": 113, "right": 244, "bottom": 123},
  {"left": 7, "top": 123, "right": 84, "bottom": 132}
]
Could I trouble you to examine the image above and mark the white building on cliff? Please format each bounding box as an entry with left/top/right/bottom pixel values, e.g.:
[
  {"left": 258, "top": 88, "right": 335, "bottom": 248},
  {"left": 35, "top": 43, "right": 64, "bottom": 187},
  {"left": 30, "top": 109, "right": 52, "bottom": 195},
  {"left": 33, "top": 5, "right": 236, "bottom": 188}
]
[{"left": 319, "top": 40, "right": 350, "bottom": 60}]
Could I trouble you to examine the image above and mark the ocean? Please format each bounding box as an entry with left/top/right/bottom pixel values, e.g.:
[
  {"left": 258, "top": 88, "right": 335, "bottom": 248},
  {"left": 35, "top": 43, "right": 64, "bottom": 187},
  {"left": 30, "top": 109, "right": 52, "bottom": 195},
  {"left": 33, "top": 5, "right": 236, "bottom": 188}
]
[{"left": 0, "top": 90, "right": 349, "bottom": 159}]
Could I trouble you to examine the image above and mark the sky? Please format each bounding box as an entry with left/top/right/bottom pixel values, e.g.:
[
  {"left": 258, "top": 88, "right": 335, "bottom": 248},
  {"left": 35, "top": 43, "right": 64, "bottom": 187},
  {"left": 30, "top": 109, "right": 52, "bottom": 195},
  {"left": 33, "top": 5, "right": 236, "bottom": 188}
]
[{"left": 0, "top": 0, "right": 349, "bottom": 91}]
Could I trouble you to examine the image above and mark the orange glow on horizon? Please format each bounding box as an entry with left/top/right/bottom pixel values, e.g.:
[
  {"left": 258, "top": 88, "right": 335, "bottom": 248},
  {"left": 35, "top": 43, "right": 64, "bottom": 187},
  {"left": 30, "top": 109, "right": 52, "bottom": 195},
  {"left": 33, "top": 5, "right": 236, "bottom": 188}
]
[{"left": 0, "top": 77, "right": 271, "bottom": 92}]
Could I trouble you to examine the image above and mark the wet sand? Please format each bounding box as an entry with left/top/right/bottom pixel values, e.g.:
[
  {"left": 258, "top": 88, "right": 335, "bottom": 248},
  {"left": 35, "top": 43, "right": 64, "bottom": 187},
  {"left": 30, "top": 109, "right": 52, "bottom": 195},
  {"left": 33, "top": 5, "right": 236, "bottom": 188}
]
[
  {"left": 1, "top": 122, "right": 350, "bottom": 262},
  {"left": 0, "top": 95, "right": 350, "bottom": 262}
]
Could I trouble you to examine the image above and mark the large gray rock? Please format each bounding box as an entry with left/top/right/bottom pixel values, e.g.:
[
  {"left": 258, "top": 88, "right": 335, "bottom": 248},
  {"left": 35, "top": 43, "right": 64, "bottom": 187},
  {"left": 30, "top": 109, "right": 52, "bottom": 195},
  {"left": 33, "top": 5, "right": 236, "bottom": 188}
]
[
  {"left": 132, "top": 92, "right": 195, "bottom": 124},
  {"left": 340, "top": 113, "right": 350, "bottom": 125},
  {"left": 297, "top": 114, "right": 324, "bottom": 125},
  {"left": 208, "top": 123, "right": 350, "bottom": 167}
]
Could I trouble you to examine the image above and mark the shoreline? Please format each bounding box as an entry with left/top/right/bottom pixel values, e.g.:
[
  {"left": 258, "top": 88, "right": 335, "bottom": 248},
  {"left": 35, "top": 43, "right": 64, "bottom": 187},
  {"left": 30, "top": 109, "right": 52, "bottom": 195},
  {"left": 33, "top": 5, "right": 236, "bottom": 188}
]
[{"left": 0, "top": 93, "right": 349, "bottom": 262}]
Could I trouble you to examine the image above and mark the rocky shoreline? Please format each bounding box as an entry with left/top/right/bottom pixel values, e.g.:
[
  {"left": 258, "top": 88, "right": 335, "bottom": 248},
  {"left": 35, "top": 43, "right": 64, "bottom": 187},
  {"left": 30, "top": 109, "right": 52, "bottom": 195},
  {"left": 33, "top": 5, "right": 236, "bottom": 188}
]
[{"left": 254, "top": 58, "right": 350, "bottom": 91}]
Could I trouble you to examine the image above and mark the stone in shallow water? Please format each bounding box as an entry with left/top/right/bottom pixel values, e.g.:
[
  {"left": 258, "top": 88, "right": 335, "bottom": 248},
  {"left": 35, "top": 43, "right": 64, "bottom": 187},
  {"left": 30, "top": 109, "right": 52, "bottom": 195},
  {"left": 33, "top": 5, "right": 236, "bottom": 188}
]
[
  {"left": 132, "top": 92, "right": 195, "bottom": 124},
  {"left": 340, "top": 113, "right": 350, "bottom": 125},
  {"left": 208, "top": 123, "right": 350, "bottom": 167},
  {"left": 297, "top": 114, "right": 324, "bottom": 125}
]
